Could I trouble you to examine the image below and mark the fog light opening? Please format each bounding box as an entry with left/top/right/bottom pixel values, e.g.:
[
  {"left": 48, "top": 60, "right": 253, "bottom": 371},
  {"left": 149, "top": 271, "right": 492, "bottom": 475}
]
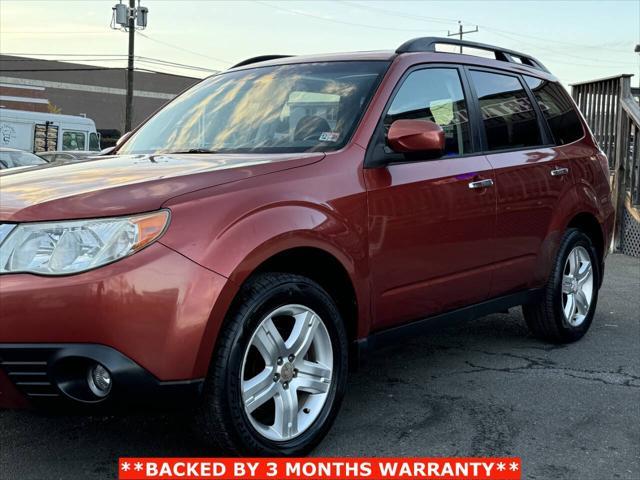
[{"left": 87, "top": 363, "right": 112, "bottom": 398}]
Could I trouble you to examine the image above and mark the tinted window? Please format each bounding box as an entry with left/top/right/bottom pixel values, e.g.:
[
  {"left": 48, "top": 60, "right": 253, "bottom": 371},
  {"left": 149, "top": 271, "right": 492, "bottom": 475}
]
[
  {"left": 385, "top": 68, "right": 471, "bottom": 156},
  {"left": 0, "top": 150, "right": 46, "bottom": 169},
  {"left": 62, "top": 131, "right": 86, "bottom": 150},
  {"left": 119, "top": 61, "right": 388, "bottom": 155},
  {"left": 524, "top": 76, "right": 584, "bottom": 145},
  {"left": 89, "top": 132, "right": 100, "bottom": 151},
  {"left": 470, "top": 70, "right": 542, "bottom": 151}
]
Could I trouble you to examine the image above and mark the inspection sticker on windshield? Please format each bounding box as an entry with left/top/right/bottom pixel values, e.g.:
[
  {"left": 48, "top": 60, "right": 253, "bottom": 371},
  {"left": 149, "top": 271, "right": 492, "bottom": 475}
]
[{"left": 319, "top": 132, "right": 340, "bottom": 142}]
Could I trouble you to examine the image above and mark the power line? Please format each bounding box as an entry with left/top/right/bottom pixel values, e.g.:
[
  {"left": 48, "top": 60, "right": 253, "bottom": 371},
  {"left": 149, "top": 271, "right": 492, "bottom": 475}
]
[
  {"left": 341, "top": 1, "right": 467, "bottom": 26},
  {"left": 488, "top": 29, "right": 635, "bottom": 67},
  {"left": 0, "top": 53, "right": 128, "bottom": 57},
  {"left": 0, "top": 67, "right": 115, "bottom": 72},
  {"left": 480, "top": 26, "right": 631, "bottom": 53},
  {"left": 257, "top": 1, "right": 447, "bottom": 34},
  {"left": 135, "top": 31, "right": 232, "bottom": 66},
  {"left": 1, "top": 53, "right": 218, "bottom": 73},
  {"left": 1, "top": 31, "right": 110, "bottom": 35},
  {"left": 342, "top": 1, "right": 631, "bottom": 54}
]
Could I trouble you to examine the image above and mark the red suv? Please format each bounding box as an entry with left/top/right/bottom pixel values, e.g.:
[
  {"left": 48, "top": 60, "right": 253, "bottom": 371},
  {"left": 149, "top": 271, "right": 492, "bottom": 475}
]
[{"left": 0, "top": 38, "right": 613, "bottom": 455}]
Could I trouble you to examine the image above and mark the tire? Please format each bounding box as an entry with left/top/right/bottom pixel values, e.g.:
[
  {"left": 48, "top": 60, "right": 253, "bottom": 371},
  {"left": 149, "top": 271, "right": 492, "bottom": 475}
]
[
  {"left": 523, "top": 228, "right": 600, "bottom": 343},
  {"left": 195, "top": 272, "right": 348, "bottom": 456}
]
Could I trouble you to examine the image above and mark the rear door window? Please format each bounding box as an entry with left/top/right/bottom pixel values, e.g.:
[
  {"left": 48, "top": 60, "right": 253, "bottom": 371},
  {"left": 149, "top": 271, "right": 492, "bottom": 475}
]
[
  {"left": 385, "top": 68, "right": 472, "bottom": 157},
  {"left": 470, "top": 70, "right": 542, "bottom": 151},
  {"left": 523, "top": 76, "right": 584, "bottom": 145}
]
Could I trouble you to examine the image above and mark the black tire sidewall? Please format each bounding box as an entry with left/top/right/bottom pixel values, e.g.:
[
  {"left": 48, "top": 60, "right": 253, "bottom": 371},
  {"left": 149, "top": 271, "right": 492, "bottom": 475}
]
[
  {"left": 550, "top": 230, "right": 600, "bottom": 341},
  {"left": 223, "top": 276, "right": 348, "bottom": 456}
]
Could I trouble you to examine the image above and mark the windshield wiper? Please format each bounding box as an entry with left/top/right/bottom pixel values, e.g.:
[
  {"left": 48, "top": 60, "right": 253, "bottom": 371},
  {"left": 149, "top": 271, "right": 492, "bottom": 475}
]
[{"left": 166, "top": 148, "right": 218, "bottom": 154}]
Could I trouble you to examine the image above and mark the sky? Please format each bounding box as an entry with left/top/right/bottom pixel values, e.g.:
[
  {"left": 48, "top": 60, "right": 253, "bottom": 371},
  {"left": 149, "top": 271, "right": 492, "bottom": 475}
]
[{"left": 0, "top": 0, "right": 639, "bottom": 87}]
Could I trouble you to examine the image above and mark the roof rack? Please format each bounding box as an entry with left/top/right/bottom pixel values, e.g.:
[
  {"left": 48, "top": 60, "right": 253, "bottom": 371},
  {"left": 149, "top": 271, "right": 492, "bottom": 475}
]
[
  {"left": 396, "top": 37, "right": 549, "bottom": 72},
  {"left": 230, "top": 55, "right": 293, "bottom": 69}
]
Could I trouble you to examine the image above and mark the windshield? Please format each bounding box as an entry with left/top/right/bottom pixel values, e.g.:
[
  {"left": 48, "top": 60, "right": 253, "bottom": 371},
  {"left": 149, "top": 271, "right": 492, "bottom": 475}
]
[
  {"left": 0, "top": 150, "right": 47, "bottom": 169},
  {"left": 118, "top": 61, "right": 389, "bottom": 155}
]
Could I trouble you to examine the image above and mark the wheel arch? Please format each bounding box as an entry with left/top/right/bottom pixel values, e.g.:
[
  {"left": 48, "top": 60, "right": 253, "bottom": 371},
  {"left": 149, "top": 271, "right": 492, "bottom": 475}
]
[
  {"left": 566, "top": 211, "right": 605, "bottom": 264},
  {"left": 251, "top": 247, "right": 360, "bottom": 345},
  {"left": 193, "top": 237, "right": 368, "bottom": 378}
]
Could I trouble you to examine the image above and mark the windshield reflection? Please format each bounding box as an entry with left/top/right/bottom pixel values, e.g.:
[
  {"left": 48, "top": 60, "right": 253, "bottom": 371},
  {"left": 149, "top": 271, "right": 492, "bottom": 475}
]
[{"left": 118, "top": 61, "right": 389, "bottom": 155}]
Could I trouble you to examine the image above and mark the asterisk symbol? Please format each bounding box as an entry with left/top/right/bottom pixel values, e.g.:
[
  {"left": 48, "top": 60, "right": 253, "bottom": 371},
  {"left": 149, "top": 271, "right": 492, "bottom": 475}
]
[
  {"left": 497, "top": 463, "right": 506, "bottom": 472},
  {"left": 134, "top": 462, "right": 144, "bottom": 472},
  {"left": 121, "top": 462, "right": 131, "bottom": 472},
  {"left": 510, "top": 462, "right": 519, "bottom": 472}
]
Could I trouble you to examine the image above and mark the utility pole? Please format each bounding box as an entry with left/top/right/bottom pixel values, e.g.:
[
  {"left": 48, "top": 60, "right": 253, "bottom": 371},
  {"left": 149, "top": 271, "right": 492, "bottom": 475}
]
[
  {"left": 635, "top": 44, "right": 640, "bottom": 89},
  {"left": 125, "top": 0, "right": 135, "bottom": 133},
  {"left": 448, "top": 21, "right": 479, "bottom": 53},
  {"left": 111, "top": 0, "right": 149, "bottom": 134}
]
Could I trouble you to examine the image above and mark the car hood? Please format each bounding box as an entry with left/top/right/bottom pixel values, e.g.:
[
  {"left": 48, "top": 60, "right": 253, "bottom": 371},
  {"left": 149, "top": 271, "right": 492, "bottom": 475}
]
[{"left": 0, "top": 152, "right": 323, "bottom": 222}]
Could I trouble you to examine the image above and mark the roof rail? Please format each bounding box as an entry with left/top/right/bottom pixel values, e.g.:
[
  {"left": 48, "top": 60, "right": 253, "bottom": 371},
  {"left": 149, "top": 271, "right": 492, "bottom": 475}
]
[
  {"left": 396, "top": 37, "right": 549, "bottom": 72},
  {"left": 230, "top": 55, "right": 293, "bottom": 69}
]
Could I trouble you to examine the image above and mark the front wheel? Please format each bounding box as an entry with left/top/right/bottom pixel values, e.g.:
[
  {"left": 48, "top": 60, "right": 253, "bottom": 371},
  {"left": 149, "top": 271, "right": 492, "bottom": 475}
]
[
  {"left": 523, "top": 229, "right": 600, "bottom": 343},
  {"left": 195, "top": 273, "right": 348, "bottom": 456}
]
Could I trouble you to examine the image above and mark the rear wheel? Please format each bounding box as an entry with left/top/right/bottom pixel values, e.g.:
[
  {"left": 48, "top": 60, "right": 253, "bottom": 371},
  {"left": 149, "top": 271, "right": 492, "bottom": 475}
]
[
  {"left": 523, "top": 229, "right": 600, "bottom": 343},
  {"left": 195, "top": 272, "right": 348, "bottom": 456}
]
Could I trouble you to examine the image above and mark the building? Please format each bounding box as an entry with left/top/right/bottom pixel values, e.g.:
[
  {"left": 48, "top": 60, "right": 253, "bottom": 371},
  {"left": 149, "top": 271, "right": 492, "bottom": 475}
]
[{"left": 0, "top": 55, "right": 202, "bottom": 141}]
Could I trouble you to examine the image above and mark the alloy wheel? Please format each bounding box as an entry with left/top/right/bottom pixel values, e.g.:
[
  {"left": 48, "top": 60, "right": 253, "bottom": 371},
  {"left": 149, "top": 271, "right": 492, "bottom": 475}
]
[
  {"left": 240, "top": 304, "right": 333, "bottom": 442},
  {"left": 561, "top": 246, "right": 594, "bottom": 327}
]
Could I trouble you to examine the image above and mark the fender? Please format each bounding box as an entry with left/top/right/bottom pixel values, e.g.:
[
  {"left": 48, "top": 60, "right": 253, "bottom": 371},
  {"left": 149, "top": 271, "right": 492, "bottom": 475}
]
[
  {"left": 532, "top": 180, "right": 611, "bottom": 286},
  {"left": 195, "top": 209, "right": 369, "bottom": 377},
  {"left": 160, "top": 168, "right": 370, "bottom": 377}
]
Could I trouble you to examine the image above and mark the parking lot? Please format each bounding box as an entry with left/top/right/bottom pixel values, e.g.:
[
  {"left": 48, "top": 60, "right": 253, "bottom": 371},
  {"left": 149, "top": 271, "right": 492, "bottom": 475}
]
[{"left": 1, "top": 253, "right": 638, "bottom": 480}]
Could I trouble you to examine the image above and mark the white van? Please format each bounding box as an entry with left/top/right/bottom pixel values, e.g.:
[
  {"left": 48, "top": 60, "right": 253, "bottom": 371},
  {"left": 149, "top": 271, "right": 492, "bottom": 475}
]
[{"left": 0, "top": 109, "right": 100, "bottom": 153}]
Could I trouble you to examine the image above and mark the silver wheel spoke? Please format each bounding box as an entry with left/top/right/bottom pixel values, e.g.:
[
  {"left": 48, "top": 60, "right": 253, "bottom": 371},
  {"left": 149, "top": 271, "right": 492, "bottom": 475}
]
[
  {"left": 286, "top": 310, "right": 319, "bottom": 358},
  {"left": 564, "top": 294, "right": 576, "bottom": 323},
  {"left": 294, "top": 360, "right": 331, "bottom": 394},
  {"left": 242, "top": 369, "right": 277, "bottom": 413},
  {"left": 252, "top": 318, "right": 286, "bottom": 364},
  {"left": 569, "top": 248, "right": 579, "bottom": 274},
  {"left": 273, "top": 386, "right": 298, "bottom": 438},
  {"left": 562, "top": 275, "right": 574, "bottom": 294},
  {"left": 575, "top": 290, "right": 590, "bottom": 316},
  {"left": 576, "top": 261, "right": 592, "bottom": 285}
]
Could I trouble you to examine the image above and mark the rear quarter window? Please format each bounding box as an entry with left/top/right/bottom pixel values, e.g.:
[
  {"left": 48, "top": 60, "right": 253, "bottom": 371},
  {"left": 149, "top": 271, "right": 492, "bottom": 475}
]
[{"left": 524, "top": 76, "right": 584, "bottom": 145}]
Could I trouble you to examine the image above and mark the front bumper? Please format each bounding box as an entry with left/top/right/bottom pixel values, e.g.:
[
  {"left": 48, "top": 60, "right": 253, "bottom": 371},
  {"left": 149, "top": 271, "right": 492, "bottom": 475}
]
[
  {"left": 0, "top": 242, "right": 228, "bottom": 408},
  {"left": 0, "top": 344, "right": 203, "bottom": 408}
]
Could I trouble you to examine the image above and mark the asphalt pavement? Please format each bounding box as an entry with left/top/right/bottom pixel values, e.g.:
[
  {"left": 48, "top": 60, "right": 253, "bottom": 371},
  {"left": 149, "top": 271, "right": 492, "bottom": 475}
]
[{"left": 1, "top": 253, "right": 638, "bottom": 480}]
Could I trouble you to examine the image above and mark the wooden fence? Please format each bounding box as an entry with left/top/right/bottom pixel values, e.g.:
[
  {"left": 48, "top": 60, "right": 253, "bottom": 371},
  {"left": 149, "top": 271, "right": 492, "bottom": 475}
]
[{"left": 572, "top": 75, "right": 640, "bottom": 252}]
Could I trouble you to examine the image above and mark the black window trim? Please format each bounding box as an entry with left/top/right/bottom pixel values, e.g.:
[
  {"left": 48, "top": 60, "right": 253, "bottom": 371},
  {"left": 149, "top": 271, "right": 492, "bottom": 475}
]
[
  {"left": 464, "top": 65, "right": 555, "bottom": 154},
  {"left": 364, "top": 62, "right": 483, "bottom": 169},
  {"left": 521, "top": 75, "right": 587, "bottom": 147}
]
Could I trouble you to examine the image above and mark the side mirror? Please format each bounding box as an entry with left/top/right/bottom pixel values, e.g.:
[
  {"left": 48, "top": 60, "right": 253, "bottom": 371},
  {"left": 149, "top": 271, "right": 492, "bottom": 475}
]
[{"left": 387, "top": 119, "right": 445, "bottom": 157}]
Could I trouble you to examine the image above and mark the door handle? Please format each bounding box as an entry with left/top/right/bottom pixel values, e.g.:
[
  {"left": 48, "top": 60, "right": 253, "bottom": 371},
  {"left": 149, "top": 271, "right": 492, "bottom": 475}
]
[
  {"left": 468, "top": 178, "right": 494, "bottom": 189},
  {"left": 550, "top": 167, "right": 569, "bottom": 177}
]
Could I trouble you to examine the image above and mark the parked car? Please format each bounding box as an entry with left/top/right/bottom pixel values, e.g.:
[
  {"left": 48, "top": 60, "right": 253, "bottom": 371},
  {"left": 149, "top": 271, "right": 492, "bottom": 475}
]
[
  {"left": 0, "top": 37, "right": 614, "bottom": 456},
  {"left": 38, "top": 150, "right": 99, "bottom": 164},
  {"left": 0, "top": 109, "right": 100, "bottom": 154},
  {"left": 0, "top": 147, "right": 47, "bottom": 169}
]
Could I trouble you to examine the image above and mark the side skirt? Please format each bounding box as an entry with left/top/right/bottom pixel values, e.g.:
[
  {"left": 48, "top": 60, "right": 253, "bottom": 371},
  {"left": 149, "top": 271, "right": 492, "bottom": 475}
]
[{"left": 352, "top": 288, "right": 543, "bottom": 369}]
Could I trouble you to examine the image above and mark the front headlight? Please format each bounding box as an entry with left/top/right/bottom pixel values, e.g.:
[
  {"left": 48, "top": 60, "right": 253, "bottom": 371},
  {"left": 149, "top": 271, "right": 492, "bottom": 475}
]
[{"left": 0, "top": 210, "right": 170, "bottom": 275}]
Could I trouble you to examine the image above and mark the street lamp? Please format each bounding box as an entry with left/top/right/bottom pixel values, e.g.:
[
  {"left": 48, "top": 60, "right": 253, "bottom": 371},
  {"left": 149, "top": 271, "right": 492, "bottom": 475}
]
[{"left": 111, "top": 0, "right": 149, "bottom": 134}]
